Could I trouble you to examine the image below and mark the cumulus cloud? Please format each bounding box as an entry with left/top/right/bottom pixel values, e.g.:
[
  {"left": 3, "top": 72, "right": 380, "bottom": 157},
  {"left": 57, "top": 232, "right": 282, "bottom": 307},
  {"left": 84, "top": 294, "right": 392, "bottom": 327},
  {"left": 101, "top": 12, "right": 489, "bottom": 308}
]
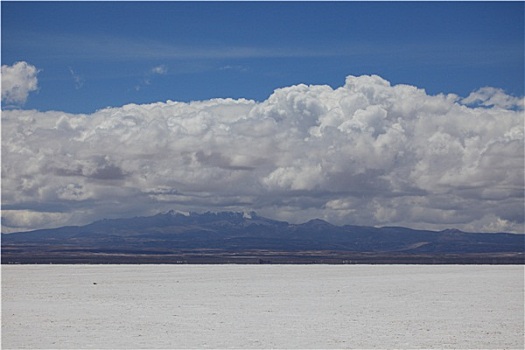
[
  {"left": 462, "top": 87, "right": 525, "bottom": 110},
  {"left": 1, "top": 61, "right": 39, "bottom": 105},
  {"left": 1, "top": 75, "right": 523, "bottom": 233}
]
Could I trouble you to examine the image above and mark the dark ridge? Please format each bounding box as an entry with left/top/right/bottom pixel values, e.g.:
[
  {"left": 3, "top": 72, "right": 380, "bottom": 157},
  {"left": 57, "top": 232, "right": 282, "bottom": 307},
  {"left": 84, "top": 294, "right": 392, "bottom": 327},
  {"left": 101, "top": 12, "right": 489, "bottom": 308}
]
[{"left": 2, "top": 211, "right": 524, "bottom": 264}]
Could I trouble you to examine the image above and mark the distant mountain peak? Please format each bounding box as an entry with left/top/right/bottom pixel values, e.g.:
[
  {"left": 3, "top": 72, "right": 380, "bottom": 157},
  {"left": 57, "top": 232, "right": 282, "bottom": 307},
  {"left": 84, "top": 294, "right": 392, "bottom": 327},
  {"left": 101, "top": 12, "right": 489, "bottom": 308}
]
[
  {"left": 440, "top": 228, "right": 464, "bottom": 234},
  {"left": 166, "top": 209, "right": 190, "bottom": 217},
  {"left": 242, "top": 211, "right": 257, "bottom": 219},
  {"left": 303, "top": 218, "right": 332, "bottom": 226}
]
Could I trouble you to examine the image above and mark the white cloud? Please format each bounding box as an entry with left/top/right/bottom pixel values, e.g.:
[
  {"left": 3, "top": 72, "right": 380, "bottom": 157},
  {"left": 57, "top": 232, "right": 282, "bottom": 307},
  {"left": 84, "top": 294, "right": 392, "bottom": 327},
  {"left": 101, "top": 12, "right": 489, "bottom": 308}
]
[
  {"left": 462, "top": 87, "right": 524, "bottom": 110},
  {"left": 0, "top": 210, "right": 73, "bottom": 233},
  {"left": 2, "top": 75, "right": 523, "bottom": 233},
  {"left": 136, "top": 65, "right": 168, "bottom": 91},
  {"left": 1, "top": 61, "right": 40, "bottom": 105},
  {"left": 151, "top": 65, "right": 167, "bottom": 75},
  {"left": 219, "top": 65, "right": 249, "bottom": 73}
]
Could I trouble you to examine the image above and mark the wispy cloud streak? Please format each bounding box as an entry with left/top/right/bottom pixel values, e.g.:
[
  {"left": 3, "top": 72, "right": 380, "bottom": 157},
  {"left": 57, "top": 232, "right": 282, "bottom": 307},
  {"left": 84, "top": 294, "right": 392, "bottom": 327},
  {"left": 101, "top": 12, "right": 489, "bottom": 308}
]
[
  {"left": 9, "top": 32, "right": 522, "bottom": 66},
  {"left": 68, "top": 67, "right": 84, "bottom": 89}
]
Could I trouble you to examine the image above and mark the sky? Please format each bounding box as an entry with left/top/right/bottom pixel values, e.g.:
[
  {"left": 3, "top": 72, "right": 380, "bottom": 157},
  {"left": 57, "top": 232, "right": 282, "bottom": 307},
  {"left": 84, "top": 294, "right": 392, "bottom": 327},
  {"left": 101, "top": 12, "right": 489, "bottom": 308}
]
[{"left": 1, "top": 1, "right": 524, "bottom": 233}]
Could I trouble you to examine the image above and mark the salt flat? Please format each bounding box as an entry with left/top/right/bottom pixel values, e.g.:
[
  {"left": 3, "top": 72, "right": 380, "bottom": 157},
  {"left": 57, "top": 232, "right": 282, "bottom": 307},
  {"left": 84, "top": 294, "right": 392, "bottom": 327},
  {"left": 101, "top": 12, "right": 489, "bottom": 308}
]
[{"left": 2, "top": 265, "right": 523, "bottom": 349}]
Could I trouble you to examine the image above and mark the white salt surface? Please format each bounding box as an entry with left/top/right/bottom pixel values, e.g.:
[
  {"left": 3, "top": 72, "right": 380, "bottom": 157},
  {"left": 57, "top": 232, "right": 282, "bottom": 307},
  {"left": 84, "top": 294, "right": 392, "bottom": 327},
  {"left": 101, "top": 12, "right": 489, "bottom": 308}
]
[{"left": 2, "top": 265, "right": 523, "bottom": 349}]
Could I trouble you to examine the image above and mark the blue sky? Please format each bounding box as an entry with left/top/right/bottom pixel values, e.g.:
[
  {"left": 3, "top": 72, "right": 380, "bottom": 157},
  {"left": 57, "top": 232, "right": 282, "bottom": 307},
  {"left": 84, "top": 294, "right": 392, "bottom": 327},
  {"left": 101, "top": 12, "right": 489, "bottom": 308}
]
[{"left": 2, "top": 1, "right": 524, "bottom": 113}]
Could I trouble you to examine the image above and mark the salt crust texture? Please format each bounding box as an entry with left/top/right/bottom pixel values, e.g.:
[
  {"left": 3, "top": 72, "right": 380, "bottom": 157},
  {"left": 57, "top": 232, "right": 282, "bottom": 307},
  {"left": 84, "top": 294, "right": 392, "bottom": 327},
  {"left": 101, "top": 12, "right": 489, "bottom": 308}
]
[{"left": 2, "top": 265, "right": 524, "bottom": 349}]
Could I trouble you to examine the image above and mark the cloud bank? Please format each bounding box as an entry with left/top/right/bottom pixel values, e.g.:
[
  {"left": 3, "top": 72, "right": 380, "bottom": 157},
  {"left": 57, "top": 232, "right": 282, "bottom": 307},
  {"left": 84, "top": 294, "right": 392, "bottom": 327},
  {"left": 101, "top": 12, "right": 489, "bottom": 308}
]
[
  {"left": 2, "top": 75, "right": 523, "bottom": 233},
  {"left": 1, "top": 61, "right": 39, "bottom": 105}
]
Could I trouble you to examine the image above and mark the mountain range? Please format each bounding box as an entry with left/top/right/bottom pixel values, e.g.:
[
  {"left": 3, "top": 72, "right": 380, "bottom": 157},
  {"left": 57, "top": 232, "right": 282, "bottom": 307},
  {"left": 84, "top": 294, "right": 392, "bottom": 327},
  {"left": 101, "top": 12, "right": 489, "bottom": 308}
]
[{"left": 2, "top": 211, "right": 524, "bottom": 264}]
